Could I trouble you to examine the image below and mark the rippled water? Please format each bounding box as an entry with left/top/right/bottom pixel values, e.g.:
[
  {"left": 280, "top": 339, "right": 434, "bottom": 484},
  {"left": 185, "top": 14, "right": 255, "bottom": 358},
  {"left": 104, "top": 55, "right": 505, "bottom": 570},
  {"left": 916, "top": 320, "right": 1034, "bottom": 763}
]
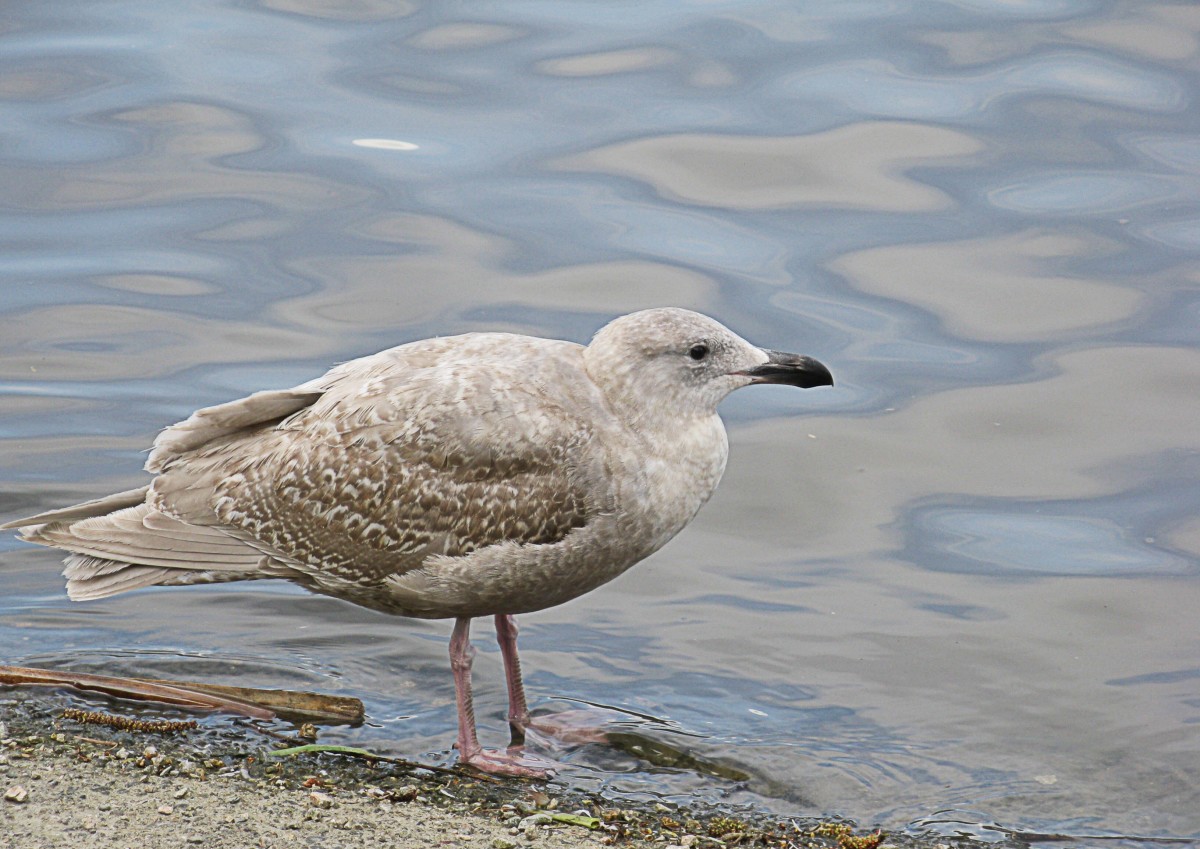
[{"left": 2, "top": 0, "right": 1198, "bottom": 843}]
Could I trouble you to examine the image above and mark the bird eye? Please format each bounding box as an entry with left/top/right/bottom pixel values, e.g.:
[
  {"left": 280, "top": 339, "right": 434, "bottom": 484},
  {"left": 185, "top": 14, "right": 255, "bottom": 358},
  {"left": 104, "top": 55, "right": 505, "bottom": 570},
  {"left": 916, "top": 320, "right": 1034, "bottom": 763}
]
[{"left": 688, "top": 343, "right": 709, "bottom": 361}]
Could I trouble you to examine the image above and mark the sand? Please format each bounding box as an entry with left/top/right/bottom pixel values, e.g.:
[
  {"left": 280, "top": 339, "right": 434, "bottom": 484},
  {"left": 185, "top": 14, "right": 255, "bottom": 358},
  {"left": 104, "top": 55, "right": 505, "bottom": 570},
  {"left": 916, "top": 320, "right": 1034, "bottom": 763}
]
[{"left": 0, "top": 731, "right": 622, "bottom": 849}]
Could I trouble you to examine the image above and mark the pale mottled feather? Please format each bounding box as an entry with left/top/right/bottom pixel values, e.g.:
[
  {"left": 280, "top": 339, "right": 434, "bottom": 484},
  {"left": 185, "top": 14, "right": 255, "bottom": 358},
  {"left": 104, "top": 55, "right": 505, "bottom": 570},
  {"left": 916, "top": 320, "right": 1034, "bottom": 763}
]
[
  {"left": 4, "top": 309, "right": 826, "bottom": 618},
  {"left": 146, "top": 388, "right": 323, "bottom": 473}
]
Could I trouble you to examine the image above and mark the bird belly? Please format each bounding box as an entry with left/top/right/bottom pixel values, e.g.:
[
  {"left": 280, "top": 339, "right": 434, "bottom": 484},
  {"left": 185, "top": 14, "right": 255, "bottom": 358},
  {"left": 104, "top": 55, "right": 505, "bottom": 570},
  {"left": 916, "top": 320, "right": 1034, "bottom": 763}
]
[{"left": 374, "top": 516, "right": 661, "bottom": 619}]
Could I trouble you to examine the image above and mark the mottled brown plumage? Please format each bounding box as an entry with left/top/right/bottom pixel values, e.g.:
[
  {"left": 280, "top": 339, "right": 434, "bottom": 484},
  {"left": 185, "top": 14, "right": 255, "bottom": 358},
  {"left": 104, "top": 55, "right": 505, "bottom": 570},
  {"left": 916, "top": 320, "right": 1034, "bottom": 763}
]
[{"left": 3, "top": 308, "right": 833, "bottom": 776}]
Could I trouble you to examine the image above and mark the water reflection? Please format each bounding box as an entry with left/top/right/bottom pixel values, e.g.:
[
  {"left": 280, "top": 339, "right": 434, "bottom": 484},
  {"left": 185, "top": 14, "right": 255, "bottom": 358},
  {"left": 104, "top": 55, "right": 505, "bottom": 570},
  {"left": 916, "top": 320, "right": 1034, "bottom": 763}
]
[
  {"left": 990, "top": 173, "right": 1185, "bottom": 215},
  {"left": 537, "top": 47, "right": 680, "bottom": 78},
  {"left": 910, "top": 507, "right": 1192, "bottom": 575},
  {"left": 555, "top": 124, "right": 982, "bottom": 211},
  {"left": 780, "top": 53, "right": 1186, "bottom": 119}
]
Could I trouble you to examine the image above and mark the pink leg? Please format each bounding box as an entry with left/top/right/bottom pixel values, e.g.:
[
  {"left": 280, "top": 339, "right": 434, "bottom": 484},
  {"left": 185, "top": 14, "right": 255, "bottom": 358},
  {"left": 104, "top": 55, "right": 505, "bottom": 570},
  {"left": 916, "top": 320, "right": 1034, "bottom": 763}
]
[
  {"left": 493, "top": 614, "right": 610, "bottom": 747},
  {"left": 448, "top": 616, "right": 552, "bottom": 778},
  {"left": 449, "top": 617, "right": 484, "bottom": 762},
  {"left": 495, "top": 614, "right": 531, "bottom": 736}
]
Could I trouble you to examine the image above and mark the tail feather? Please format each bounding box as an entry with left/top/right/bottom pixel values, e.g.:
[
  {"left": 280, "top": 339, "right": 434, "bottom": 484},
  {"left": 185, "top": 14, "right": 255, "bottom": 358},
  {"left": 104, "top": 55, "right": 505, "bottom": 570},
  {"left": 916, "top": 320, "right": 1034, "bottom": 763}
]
[
  {"left": 64, "top": 507, "right": 257, "bottom": 560},
  {"left": 0, "top": 487, "right": 150, "bottom": 530},
  {"left": 63, "top": 555, "right": 260, "bottom": 600},
  {"left": 63, "top": 556, "right": 177, "bottom": 600},
  {"left": 4, "top": 388, "right": 324, "bottom": 602},
  {"left": 30, "top": 505, "right": 266, "bottom": 570},
  {"left": 9, "top": 492, "right": 281, "bottom": 601}
]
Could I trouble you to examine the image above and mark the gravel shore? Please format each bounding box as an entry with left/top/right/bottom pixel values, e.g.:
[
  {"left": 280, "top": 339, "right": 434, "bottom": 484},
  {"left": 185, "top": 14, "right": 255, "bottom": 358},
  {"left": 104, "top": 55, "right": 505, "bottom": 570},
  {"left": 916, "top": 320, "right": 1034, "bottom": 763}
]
[
  {"left": 0, "top": 693, "right": 648, "bottom": 849},
  {"left": 0, "top": 721, "right": 639, "bottom": 848},
  {"left": 0, "top": 694, "right": 993, "bottom": 849},
  {"left": 0, "top": 740, "right": 615, "bottom": 849}
]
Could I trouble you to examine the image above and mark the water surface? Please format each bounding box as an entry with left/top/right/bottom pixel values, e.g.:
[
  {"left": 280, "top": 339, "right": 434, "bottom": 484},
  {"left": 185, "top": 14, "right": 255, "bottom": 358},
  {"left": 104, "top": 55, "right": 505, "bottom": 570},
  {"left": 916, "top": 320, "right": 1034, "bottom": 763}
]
[{"left": 2, "top": 0, "right": 1198, "bottom": 843}]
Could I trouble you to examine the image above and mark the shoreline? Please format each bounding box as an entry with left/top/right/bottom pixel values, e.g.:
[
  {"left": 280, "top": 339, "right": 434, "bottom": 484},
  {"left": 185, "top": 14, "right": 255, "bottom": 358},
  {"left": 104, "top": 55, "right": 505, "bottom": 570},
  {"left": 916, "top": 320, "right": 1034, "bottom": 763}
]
[{"left": 0, "top": 692, "right": 991, "bottom": 849}]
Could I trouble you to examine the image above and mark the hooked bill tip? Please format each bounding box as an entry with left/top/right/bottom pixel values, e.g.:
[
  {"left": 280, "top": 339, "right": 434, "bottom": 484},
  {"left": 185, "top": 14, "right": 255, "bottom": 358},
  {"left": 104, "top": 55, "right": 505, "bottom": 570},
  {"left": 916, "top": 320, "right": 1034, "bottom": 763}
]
[{"left": 738, "top": 352, "right": 833, "bottom": 388}]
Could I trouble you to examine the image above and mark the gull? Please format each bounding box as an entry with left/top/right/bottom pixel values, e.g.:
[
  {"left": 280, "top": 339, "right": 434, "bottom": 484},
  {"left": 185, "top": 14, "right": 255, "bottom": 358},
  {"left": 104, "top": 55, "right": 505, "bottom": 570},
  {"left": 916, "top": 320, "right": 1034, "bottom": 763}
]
[{"left": 3, "top": 307, "right": 833, "bottom": 776}]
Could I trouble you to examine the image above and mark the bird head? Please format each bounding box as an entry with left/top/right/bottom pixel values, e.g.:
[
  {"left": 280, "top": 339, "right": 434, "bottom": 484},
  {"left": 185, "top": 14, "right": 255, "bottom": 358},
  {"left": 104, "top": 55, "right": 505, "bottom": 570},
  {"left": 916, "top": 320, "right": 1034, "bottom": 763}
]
[{"left": 584, "top": 308, "right": 832, "bottom": 425}]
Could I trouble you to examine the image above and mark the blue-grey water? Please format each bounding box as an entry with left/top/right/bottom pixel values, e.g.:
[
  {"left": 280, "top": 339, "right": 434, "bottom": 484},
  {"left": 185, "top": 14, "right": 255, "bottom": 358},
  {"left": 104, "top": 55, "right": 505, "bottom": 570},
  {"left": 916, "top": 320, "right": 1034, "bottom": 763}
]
[{"left": 2, "top": 0, "right": 1198, "bottom": 843}]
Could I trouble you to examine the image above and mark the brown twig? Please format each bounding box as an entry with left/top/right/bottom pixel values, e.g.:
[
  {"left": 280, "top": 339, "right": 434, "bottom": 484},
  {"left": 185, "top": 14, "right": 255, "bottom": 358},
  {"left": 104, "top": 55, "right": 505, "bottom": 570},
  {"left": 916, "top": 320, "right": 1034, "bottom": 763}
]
[
  {"left": 2, "top": 664, "right": 366, "bottom": 725},
  {"left": 0, "top": 664, "right": 276, "bottom": 719}
]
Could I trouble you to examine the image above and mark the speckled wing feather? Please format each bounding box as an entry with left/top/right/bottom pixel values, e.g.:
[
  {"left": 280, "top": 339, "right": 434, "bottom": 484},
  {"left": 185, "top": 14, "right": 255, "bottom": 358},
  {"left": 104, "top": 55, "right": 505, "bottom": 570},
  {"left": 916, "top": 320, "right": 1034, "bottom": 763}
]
[{"left": 147, "top": 334, "right": 605, "bottom": 602}]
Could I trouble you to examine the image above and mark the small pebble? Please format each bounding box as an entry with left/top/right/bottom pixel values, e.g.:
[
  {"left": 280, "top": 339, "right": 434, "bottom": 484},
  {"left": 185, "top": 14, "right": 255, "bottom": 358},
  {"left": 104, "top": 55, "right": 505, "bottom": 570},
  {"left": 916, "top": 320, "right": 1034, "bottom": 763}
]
[
  {"left": 309, "top": 791, "right": 334, "bottom": 808},
  {"left": 493, "top": 838, "right": 518, "bottom": 849},
  {"left": 518, "top": 813, "right": 553, "bottom": 830},
  {"left": 173, "top": 787, "right": 188, "bottom": 799},
  {"left": 4, "top": 785, "right": 28, "bottom": 803}
]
